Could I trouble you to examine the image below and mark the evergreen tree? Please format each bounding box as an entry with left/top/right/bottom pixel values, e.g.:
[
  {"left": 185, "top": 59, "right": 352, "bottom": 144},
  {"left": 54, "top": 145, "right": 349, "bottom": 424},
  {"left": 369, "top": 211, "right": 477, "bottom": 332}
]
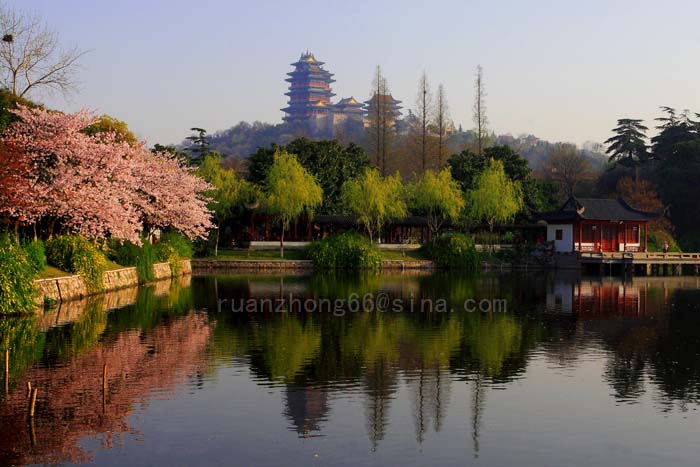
[{"left": 604, "top": 119, "right": 649, "bottom": 179}]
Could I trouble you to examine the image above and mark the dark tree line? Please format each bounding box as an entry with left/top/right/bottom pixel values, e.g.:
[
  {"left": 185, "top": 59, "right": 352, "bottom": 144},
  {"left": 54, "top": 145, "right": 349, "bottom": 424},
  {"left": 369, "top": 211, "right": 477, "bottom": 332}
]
[{"left": 605, "top": 107, "right": 700, "bottom": 249}]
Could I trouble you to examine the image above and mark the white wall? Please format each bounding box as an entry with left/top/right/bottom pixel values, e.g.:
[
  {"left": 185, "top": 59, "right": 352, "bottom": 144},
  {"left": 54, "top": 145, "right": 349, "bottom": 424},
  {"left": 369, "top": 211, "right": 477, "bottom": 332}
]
[{"left": 547, "top": 224, "right": 573, "bottom": 253}]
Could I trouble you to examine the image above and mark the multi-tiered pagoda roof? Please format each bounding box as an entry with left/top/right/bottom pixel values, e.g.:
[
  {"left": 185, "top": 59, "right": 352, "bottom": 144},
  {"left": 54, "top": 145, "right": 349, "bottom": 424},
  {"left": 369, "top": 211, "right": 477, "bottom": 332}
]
[
  {"left": 333, "top": 97, "right": 365, "bottom": 117},
  {"left": 281, "top": 52, "right": 336, "bottom": 123}
]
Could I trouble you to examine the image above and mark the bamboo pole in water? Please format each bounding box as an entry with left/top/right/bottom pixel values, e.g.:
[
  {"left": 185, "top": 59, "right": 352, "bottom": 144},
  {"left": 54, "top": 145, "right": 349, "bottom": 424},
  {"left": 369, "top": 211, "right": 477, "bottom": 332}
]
[
  {"left": 26, "top": 381, "right": 32, "bottom": 399},
  {"left": 28, "top": 388, "right": 37, "bottom": 418},
  {"left": 102, "top": 364, "right": 107, "bottom": 414},
  {"left": 4, "top": 350, "right": 8, "bottom": 395}
]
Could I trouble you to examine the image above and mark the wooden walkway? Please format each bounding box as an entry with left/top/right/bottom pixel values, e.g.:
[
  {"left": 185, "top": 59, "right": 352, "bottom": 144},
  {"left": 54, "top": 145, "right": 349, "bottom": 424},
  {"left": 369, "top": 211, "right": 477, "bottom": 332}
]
[{"left": 578, "top": 252, "right": 700, "bottom": 275}]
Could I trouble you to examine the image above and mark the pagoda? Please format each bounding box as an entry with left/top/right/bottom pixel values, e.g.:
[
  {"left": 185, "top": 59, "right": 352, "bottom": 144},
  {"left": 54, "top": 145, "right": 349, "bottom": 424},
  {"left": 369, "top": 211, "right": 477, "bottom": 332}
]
[
  {"left": 333, "top": 97, "right": 365, "bottom": 124},
  {"left": 281, "top": 52, "right": 336, "bottom": 126}
]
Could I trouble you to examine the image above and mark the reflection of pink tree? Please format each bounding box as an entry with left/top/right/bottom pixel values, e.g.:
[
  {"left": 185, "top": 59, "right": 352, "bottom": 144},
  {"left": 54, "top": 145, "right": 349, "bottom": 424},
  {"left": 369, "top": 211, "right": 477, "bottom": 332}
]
[
  {"left": 0, "top": 106, "right": 212, "bottom": 242},
  {"left": 0, "top": 313, "right": 212, "bottom": 465}
]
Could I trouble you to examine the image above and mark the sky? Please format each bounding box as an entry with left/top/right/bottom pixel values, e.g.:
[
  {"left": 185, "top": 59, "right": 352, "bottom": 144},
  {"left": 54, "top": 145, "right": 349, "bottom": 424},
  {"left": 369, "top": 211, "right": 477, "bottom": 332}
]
[{"left": 9, "top": 0, "right": 700, "bottom": 148}]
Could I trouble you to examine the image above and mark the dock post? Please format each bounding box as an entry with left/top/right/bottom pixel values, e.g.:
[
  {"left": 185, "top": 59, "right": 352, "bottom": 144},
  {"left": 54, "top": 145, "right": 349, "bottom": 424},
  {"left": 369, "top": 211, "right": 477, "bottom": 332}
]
[
  {"left": 695, "top": 265, "right": 699, "bottom": 276},
  {"left": 646, "top": 263, "right": 652, "bottom": 276}
]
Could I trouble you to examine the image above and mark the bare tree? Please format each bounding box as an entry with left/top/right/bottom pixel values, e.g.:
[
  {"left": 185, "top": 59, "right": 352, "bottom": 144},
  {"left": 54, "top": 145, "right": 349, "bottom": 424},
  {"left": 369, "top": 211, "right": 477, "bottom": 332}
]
[
  {"left": 0, "top": 4, "right": 87, "bottom": 97},
  {"left": 414, "top": 72, "right": 432, "bottom": 172},
  {"left": 541, "top": 143, "right": 594, "bottom": 196},
  {"left": 472, "top": 65, "right": 488, "bottom": 156},
  {"left": 368, "top": 66, "right": 394, "bottom": 176},
  {"left": 434, "top": 83, "right": 450, "bottom": 167}
]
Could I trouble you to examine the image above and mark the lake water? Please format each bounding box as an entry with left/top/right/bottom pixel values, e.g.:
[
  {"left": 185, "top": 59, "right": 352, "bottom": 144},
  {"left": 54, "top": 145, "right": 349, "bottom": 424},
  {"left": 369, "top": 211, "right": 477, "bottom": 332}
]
[{"left": 2, "top": 272, "right": 700, "bottom": 466}]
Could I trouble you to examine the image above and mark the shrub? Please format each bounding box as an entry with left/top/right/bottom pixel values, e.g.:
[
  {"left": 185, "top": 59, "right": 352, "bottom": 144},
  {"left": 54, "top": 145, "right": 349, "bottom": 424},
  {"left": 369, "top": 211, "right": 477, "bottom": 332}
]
[
  {"left": 422, "top": 233, "right": 479, "bottom": 269},
  {"left": 109, "top": 239, "right": 156, "bottom": 284},
  {"left": 109, "top": 239, "right": 141, "bottom": 266},
  {"left": 159, "top": 232, "right": 193, "bottom": 259},
  {"left": 309, "top": 232, "right": 382, "bottom": 271},
  {"left": 0, "top": 234, "right": 36, "bottom": 315},
  {"left": 23, "top": 239, "right": 46, "bottom": 274},
  {"left": 154, "top": 241, "right": 181, "bottom": 275},
  {"left": 46, "top": 235, "right": 108, "bottom": 292}
]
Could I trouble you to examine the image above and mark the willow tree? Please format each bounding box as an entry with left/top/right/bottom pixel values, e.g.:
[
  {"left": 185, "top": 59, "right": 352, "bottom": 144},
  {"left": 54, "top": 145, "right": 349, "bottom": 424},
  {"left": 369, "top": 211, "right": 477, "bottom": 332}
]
[
  {"left": 341, "top": 168, "right": 406, "bottom": 243},
  {"left": 197, "top": 153, "right": 245, "bottom": 256},
  {"left": 264, "top": 151, "right": 322, "bottom": 258},
  {"left": 408, "top": 168, "right": 465, "bottom": 241},
  {"left": 469, "top": 159, "right": 523, "bottom": 233}
]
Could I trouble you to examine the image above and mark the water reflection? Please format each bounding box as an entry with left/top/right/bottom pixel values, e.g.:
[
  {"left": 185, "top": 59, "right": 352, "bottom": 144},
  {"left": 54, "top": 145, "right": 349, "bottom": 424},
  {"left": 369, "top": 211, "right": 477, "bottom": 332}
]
[{"left": 1, "top": 272, "right": 700, "bottom": 465}]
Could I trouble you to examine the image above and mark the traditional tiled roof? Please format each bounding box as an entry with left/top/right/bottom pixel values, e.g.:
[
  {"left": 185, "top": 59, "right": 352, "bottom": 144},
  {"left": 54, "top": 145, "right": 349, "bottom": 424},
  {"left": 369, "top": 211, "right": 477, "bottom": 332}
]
[{"left": 538, "top": 196, "right": 659, "bottom": 222}]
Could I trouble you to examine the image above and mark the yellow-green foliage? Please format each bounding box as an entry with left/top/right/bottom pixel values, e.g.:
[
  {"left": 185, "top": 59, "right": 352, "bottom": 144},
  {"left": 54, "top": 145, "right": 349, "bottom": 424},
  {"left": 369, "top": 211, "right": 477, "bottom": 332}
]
[
  {"left": 0, "top": 235, "right": 36, "bottom": 315},
  {"left": 83, "top": 114, "right": 138, "bottom": 145},
  {"left": 341, "top": 168, "right": 407, "bottom": 243},
  {"left": 197, "top": 153, "right": 245, "bottom": 225},
  {"left": 409, "top": 168, "right": 465, "bottom": 236},
  {"left": 464, "top": 314, "right": 522, "bottom": 377},
  {"left": 264, "top": 151, "right": 323, "bottom": 255},
  {"left": 469, "top": 158, "right": 523, "bottom": 230},
  {"left": 46, "top": 235, "right": 108, "bottom": 292},
  {"left": 261, "top": 318, "right": 321, "bottom": 381}
]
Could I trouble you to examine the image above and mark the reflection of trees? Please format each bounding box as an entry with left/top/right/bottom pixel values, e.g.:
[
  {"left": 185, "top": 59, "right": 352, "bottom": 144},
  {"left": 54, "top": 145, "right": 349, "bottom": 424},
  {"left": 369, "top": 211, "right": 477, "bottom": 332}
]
[
  {"left": 0, "top": 315, "right": 44, "bottom": 386},
  {"left": 261, "top": 317, "right": 321, "bottom": 381},
  {"left": 0, "top": 312, "right": 212, "bottom": 466},
  {"left": 647, "top": 291, "right": 700, "bottom": 406}
]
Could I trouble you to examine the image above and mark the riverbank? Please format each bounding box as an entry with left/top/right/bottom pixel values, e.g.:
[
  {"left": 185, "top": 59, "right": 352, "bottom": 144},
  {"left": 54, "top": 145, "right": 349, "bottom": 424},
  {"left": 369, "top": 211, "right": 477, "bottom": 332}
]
[
  {"left": 33, "top": 260, "right": 192, "bottom": 307},
  {"left": 191, "top": 259, "right": 436, "bottom": 273}
]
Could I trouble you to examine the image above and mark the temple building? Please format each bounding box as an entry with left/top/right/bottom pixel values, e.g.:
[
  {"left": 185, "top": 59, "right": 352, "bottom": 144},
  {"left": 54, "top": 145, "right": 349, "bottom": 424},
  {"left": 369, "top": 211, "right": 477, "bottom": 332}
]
[
  {"left": 282, "top": 52, "right": 369, "bottom": 138},
  {"left": 538, "top": 196, "right": 658, "bottom": 253},
  {"left": 332, "top": 97, "right": 365, "bottom": 125},
  {"left": 281, "top": 52, "right": 336, "bottom": 133}
]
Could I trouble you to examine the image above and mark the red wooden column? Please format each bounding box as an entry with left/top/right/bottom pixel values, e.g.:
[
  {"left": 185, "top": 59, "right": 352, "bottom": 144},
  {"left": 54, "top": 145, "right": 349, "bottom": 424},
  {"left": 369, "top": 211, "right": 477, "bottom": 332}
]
[
  {"left": 623, "top": 223, "right": 627, "bottom": 251},
  {"left": 644, "top": 223, "right": 648, "bottom": 252},
  {"left": 578, "top": 222, "right": 582, "bottom": 252}
]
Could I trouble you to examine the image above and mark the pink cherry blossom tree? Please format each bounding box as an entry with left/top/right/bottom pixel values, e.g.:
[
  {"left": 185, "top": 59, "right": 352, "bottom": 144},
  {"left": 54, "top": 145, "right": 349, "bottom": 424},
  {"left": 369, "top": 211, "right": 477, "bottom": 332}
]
[{"left": 0, "top": 106, "right": 213, "bottom": 242}]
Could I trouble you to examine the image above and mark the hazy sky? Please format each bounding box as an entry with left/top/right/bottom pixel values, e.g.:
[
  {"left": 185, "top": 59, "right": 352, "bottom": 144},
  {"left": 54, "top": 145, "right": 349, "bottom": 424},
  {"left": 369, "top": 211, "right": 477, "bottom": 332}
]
[{"left": 10, "top": 0, "right": 700, "bottom": 148}]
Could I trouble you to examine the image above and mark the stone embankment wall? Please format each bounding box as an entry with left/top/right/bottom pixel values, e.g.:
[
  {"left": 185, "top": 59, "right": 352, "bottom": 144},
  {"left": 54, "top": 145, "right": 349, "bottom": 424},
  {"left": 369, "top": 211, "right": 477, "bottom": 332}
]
[
  {"left": 34, "top": 260, "right": 192, "bottom": 304},
  {"left": 191, "top": 259, "right": 436, "bottom": 274}
]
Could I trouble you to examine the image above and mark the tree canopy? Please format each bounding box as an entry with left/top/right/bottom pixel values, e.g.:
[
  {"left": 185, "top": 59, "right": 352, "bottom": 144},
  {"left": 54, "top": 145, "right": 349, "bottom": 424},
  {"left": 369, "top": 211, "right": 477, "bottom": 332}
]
[
  {"left": 605, "top": 118, "right": 649, "bottom": 172},
  {"left": 341, "top": 169, "right": 406, "bottom": 243},
  {"left": 248, "top": 138, "right": 369, "bottom": 213},
  {"left": 408, "top": 168, "right": 465, "bottom": 239},
  {"left": 83, "top": 115, "right": 138, "bottom": 146},
  {"left": 469, "top": 159, "right": 523, "bottom": 232},
  {"left": 264, "top": 150, "right": 323, "bottom": 257}
]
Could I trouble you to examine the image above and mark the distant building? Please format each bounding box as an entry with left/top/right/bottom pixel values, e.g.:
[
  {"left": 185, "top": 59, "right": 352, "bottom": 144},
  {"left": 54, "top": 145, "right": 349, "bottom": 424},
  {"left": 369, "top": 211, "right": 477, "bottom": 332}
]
[
  {"left": 363, "top": 93, "right": 403, "bottom": 129},
  {"left": 281, "top": 52, "right": 335, "bottom": 130},
  {"left": 282, "top": 52, "right": 368, "bottom": 138}
]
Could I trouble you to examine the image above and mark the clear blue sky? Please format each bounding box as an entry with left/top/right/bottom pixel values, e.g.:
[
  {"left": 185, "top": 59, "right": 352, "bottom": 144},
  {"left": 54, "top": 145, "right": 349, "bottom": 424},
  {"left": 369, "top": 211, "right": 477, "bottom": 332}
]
[{"left": 11, "top": 0, "right": 700, "bottom": 148}]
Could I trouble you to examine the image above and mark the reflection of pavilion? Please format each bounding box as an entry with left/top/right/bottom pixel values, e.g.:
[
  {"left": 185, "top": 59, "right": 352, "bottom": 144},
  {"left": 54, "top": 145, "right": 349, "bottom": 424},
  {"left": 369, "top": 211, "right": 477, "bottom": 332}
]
[
  {"left": 546, "top": 279, "right": 647, "bottom": 317},
  {"left": 283, "top": 385, "right": 330, "bottom": 437}
]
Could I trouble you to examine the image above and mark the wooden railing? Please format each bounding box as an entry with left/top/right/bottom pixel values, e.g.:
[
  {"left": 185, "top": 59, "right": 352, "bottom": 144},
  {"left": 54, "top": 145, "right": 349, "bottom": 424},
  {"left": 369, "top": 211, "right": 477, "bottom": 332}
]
[{"left": 579, "top": 251, "right": 700, "bottom": 262}]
